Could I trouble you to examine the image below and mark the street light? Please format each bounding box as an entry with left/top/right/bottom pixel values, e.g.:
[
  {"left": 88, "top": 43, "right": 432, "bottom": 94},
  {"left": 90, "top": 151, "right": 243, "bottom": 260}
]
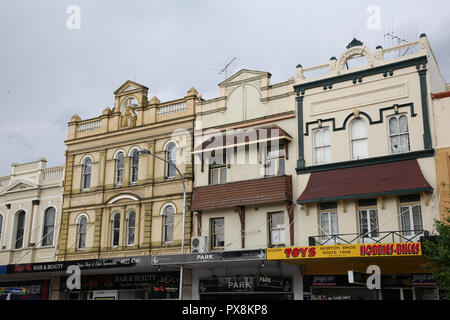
[{"left": 139, "top": 148, "right": 186, "bottom": 300}]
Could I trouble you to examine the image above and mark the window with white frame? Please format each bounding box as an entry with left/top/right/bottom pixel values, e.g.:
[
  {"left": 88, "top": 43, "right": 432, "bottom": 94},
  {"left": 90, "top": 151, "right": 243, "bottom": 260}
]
[
  {"left": 209, "top": 152, "right": 227, "bottom": 185},
  {"left": 127, "top": 211, "right": 136, "bottom": 246},
  {"left": 82, "top": 157, "right": 92, "bottom": 190},
  {"left": 112, "top": 212, "right": 120, "bottom": 247},
  {"left": 211, "top": 218, "right": 224, "bottom": 249},
  {"left": 389, "top": 115, "right": 410, "bottom": 154},
  {"left": 42, "top": 207, "right": 56, "bottom": 246},
  {"left": 269, "top": 212, "right": 285, "bottom": 246},
  {"left": 265, "top": 143, "right": 285, "bottom": 177},
  {"left": 130, "top": 150, "right": 139, "bottom": 183},
  {"left": 350, "top": 118, "right": 368, "bottom": 160},
  {"left": 115, "top": 152, "right": 125, "bottom": 185},
  {"left": 399, "top": 194, "right": 423, "bottom": 240},
  {"left": 77, "top": 216, "right": 87, "bottom": 250},
  {"left": 14, "top": 211, "right": 26, "bottom": 249},
  {"left": 162, "top": 205, "right": 175, "bottom": 243},
  {"left": 358, "top": 198, "right": 379, "bottom": 242},
  {"left": 165, "top": 143, "right": 177, "bottom": 179},
  {"left": 320, "top": 202, "right": 338, "bottom": 244},
  {"left": 313, "top": 128, "right": 331, "bottom": 165}
]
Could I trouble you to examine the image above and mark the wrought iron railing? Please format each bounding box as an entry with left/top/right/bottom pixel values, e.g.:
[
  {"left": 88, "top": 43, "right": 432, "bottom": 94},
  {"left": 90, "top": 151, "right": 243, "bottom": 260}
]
[{"left": 308, "top": 230, "right": 427, "bottom": 246}]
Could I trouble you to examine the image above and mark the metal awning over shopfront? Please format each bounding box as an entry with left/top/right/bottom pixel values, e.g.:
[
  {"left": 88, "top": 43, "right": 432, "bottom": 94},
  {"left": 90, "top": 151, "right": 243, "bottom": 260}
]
[{"left": 297, "top": 159, "right": 432, "bottom": 204}]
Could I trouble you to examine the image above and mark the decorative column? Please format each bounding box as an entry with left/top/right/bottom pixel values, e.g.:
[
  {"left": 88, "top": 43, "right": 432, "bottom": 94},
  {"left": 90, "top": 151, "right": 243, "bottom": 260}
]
[
  {"left": 29, "top": 200, "right": 40, "bottom": 246},
  {"left": 296, "top": 94, "right": 305, "bottom": 168},
  {"left": 417, "top": 67, "right": 432, "bottom": 150}
]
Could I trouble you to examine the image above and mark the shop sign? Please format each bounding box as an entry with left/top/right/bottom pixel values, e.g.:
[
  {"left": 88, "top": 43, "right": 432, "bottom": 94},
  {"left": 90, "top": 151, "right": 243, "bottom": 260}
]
[
  {"left": 267, "top": 242, "right": 422, "bottom": 260},
  {"left": 199, "top": 276, "right": 292, "bottom": 293},
  {"left": 0, "top": 280, "right": 50, "bottom": 300},
  {"left": 7, "top": 255, "right": 149, "bottom": 274},
  {"left": 60, "top": 272, "right": 179, "bottom": 292},
  {"left": 152, "top": 249, "right": 265, "bottom": 265},
  {"left": 411, "top": 274, "right": 437, "bottom": 286},
  {"left": 311, "top": 276, "right": 336, "bottom": 286}
]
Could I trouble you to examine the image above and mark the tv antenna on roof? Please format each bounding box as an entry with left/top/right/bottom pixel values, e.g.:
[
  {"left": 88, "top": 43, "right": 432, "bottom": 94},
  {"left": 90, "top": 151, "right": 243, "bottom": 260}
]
[
  {"left": 216, "top": 57, "right": 239, "bottom": 80},
  {"left": 383, "top": 22, "right": 418, "bottom": 57}
]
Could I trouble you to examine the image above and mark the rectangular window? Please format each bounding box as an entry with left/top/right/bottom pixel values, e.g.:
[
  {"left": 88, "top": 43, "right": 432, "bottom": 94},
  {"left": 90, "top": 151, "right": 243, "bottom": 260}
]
[
  {"left": 211, "top": 218, "right": 224, "bottom": 249},
  {"left": 313, "top": 128, "right": 331, "bottom": 165},
  {"left": 389, "top": 115, "right": 410, "bottom": 154},
  {"left": 399, "top": 194, "right": 423, "bottom": 241},
  {"left": 209, "top": 154, "right": 227, "bottom": 185},
  {"left": 265, "top": 143, "right": 285, "bottom": 177},
  {"left": 320, "top": 202, "right": 338, "bottom": 244},
  {"left": 269, "top": 212, "right": 285, "bottom": 246},
  {"left": 358, "top": 198, "right": 379, "bottom": 242}
]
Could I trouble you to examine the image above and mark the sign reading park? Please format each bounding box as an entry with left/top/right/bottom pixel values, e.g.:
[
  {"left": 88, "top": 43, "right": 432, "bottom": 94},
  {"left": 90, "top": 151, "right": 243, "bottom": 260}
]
[{"left": 267, "top": 242, "right": 422, "bottom": 260}]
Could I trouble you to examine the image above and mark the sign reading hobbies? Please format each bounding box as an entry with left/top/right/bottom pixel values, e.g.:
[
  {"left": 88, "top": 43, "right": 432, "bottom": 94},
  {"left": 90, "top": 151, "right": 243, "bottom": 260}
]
[{"left": 267, "top": 242, "right": 422, "bottom": 260}]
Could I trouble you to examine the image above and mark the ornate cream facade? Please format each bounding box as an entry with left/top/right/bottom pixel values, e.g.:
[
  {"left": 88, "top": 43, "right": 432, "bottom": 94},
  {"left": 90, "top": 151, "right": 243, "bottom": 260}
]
[
  {"left": 0, "top": 159, "right": 64, "bottom": 264},
  {"left": 57, "top": 81, "right": 200, "bottom": 262}
]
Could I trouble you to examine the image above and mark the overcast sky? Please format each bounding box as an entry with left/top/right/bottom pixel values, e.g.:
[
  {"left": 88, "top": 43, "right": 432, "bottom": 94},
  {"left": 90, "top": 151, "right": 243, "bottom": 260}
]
[{"left": 0, "top": 0, "right": 449, "bottom": 176}]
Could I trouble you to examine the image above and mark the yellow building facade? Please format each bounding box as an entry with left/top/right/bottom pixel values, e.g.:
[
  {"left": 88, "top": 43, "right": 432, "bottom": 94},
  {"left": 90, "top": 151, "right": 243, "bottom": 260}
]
[{"left": 55, "top": 81, "right": 200, "bottom": 299}]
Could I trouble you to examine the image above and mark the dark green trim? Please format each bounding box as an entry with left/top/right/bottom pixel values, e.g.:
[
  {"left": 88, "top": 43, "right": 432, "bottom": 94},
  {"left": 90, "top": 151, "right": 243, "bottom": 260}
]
[
  {"left": 297, "top": 187, "right": 433, "bottom": 204},
  {"left": 294, "top": 55, "right": 428, "bottom": 95},
  {"left": 296, "top": 149, "right": 435, "bottom": 174},
  {"left": 418, "top": 68, "right": 432, "bottom": 150},
  {"left": 296, "top": 95, "right": 305, "bottom": 168},
  {"left": 304, "top": 103, "right": 417, "bottom": 136}
]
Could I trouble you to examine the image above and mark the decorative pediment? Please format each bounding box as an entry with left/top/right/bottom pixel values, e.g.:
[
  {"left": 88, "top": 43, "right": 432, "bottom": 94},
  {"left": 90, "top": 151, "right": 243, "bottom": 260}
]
[
  {"left": 219, "top": 69, "right": 271, "bottom": 87},
  {"left": 4, "top": 180, "right": 37, "bottom": 193},
  {"left": 114, "top": 80, "right": 149, "bottom": 96}
]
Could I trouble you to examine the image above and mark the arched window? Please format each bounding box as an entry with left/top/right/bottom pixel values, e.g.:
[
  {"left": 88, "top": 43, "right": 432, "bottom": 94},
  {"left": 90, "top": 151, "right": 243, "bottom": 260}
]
[
  {"left": 112, "top": 212, "right": 121, "bottom": 247},
  {"left": 115, "top": 152, "right": 125, "bottom": 185},
  {"left": 350, "top": 118, "right": 368, "bottom": 160},
  {"left": 0, "top": 215, "right": 3, "bottom": 243},
  {"left": 77, "top": 216, "right": 87, "bottom": 250},
  {"left": 15, "top": 211, "right": 26, "bottom": 249},
  {"left": 165, "top": 143, "right": 177, "bottom": 179},
  {"left": 42, "top": 207, "right": 56, "bottom": 246},
  {"left": 127, "top": 211, "right": 136, "bottom": 246},
  {"left": 162, "top": 205, "right": 175, "bottom": 243},
  {"left": 82, "top": 157, "right": 92, "bottom": 190},
  {"left": 130, "top": 149, "right": 139, "bottom": 183},
  {"left": 313, "top": 128, "right": 331, "bottom": 165}
]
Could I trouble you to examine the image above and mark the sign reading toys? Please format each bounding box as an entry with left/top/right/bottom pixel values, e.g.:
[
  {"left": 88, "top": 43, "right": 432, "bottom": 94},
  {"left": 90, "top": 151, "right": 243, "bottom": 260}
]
[{"left": 267, "top": 242, "right": 422, "bottom": 260}]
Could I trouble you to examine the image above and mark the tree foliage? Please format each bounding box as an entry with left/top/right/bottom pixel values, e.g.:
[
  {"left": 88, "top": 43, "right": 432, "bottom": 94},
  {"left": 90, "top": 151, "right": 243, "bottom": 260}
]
[{"left": 423, "top": 216, "right": 450, "bottom": 299}]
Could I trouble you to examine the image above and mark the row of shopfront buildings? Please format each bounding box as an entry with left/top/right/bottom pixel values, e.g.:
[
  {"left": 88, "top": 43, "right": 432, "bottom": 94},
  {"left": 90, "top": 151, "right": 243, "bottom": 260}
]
[{"left": 0, "top": 34, "right": 449, "bottom": 300}]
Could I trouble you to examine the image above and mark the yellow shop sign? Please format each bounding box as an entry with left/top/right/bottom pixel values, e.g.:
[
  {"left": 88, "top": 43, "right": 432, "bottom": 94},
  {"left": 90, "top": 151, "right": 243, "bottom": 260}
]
[{"left": 267, "top": 242, "right": 422, "bottom": 260}]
